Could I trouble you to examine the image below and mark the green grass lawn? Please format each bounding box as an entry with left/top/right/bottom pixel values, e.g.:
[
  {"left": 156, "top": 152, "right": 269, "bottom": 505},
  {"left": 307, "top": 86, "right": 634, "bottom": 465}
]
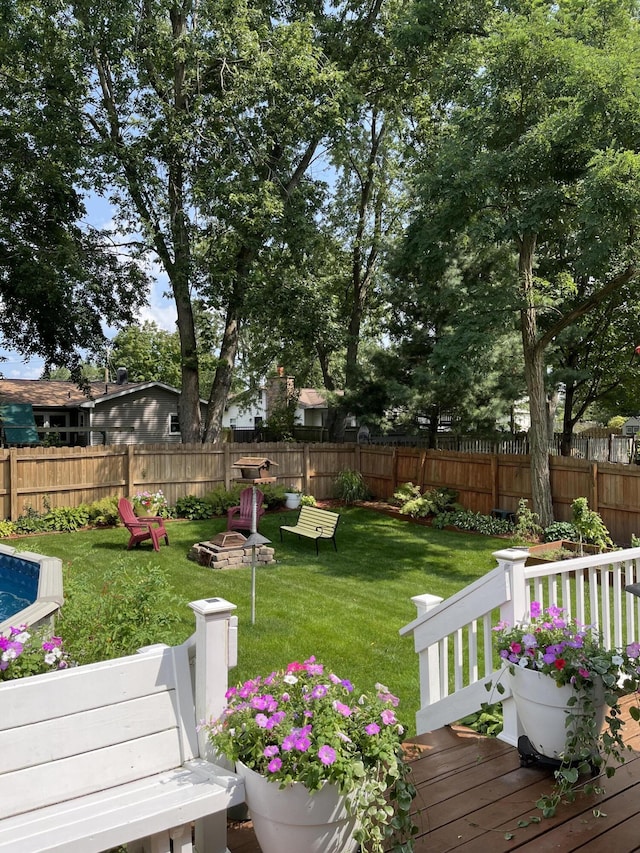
[{"left": 4, "top": 507, "right": 507, "bottom": 735}]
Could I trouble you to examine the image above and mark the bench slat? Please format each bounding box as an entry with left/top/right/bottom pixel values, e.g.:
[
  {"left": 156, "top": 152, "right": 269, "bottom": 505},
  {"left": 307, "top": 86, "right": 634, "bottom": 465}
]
[
  {"left": 0, "top": 761, "right": 243, "bottom": 853},
  {"left": 0, "top": 645, "right": 189, "bottom": 730},
  {"left": 0, "top": 692, "right": 178, "bottom": 774},
  {"left": 0, "top": 730, "right": 185, "bottom": 818}
]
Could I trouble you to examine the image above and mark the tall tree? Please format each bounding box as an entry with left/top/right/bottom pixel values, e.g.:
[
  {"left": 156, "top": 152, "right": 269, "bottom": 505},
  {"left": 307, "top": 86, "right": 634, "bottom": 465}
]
[
  {"left": 0, "top": 0, "right": 144, "bottom": 373},
  {"left": 401, "top": 0, "right": 640, "bottom": 524}
]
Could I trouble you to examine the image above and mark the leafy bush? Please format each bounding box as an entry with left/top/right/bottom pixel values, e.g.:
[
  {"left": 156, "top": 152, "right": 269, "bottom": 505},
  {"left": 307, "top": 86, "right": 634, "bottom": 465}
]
[
  {"left": 174, "top": 494, "right": 213, "bottom": 520},
  {"left": 511, "top": 498, "right": 543, "bottom": 545},
  {"left": 571, "top": 496, "right": 613, "bottom": 550},
  {"left": 391, "top": 482, "right": 421, "bottom": 507},
  {"left": 300, "top": 494, "right": 317, "bottom": 507},
  {"left": 259, "top": 483, "right": 287, "bottom": 509},
  {"left": 45, "top": 505, "right": 90, "bottom": 532},
  {"left": 14, "top": 505, "right": 49, "bottom": 534},
  {"left": 86, "top": 496, "right": 120, "bottom": 526},
  {"left": 0, "top": 519, "right": 15, "bottom": 538},
  {"left": 205, "top": 484, "right": 243, "bottom": 516},
  {"left": 56, "top": 562, "right": 182, "bottom": 665},
  {"left": 333, "top": 469, "right": 371, "bottom": 503},
  {"left": 392, "top": 483, "right": 460, "bottom": 518},
  {"left": 458, "top": 702, "right": 503, "bottom": 738},
  {"left": 432, "top": 509, "right": 514, "bottom": 536},
  {"left": 543, "top": 521, "right": 578, "bottom": 542}
]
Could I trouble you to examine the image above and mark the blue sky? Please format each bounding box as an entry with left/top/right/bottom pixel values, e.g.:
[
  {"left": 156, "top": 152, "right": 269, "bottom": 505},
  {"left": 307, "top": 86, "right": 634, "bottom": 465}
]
[{"left": 2, "top": 193, "right": 177, "bottom": 379}]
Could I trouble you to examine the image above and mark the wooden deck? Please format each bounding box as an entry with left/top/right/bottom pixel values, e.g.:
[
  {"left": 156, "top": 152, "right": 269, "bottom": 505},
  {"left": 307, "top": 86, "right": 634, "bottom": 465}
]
[{"left": 226, "top": 694, "right": 640, "bottom": 852}]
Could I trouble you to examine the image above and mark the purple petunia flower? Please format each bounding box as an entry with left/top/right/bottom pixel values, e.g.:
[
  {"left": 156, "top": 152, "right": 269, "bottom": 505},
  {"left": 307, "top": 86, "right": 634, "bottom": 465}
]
[{"left": 318, "top": 745, "right": 336, "bottom": 765}]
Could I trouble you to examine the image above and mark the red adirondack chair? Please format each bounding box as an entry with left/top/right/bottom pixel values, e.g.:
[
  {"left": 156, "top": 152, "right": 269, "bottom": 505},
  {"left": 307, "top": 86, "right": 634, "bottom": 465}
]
[
  {"left": 227, "top": 487, "right": 265, "bottom": 532},
  {"left": 118, "top": 497, "right": 169, "bottom": 552}
]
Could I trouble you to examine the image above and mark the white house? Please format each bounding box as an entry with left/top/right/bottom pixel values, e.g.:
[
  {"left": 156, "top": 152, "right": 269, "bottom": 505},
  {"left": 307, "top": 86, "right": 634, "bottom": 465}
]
[{"left": 222, "top": 375, "right": 344, "bottom": 431}]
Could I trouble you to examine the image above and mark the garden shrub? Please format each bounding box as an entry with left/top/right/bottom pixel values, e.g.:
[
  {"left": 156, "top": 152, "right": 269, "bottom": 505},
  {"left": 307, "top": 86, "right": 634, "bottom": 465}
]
[
  {"left": 300, "top": 494, "right": 317, "bottom": 507},
  {"left": 333, "top": 469, "right": 371, "bottom": 503},
  {"left": 14, "top": 505, "right": 50, "bottom": 534},
  {"left": 174, "top": 494, "right": 213, "bottom": 520},
  {"left": 259, "top": 483, "right": 287, "bottom": 509},
  {"left": 56, "top": 562, "right": 182, "bottom": 665},
  {"left": 205, "top": 484, "right": 243, "bottom": 516},
  {"left": 543, "top": 521, "right": 578, "bottom": 542},
  {"left": 392, "top": 483, "right": 460, "bottom": 518},
  {"left": 432, "top": 509, "right": 514, "bottom": 536},
  {"left": 45, "top": 505, "right": 90, "bottom": 532},
  {"left": 86, "top": 496, "right": 120, "bottom": 527},
  {"left": 510, "top": 498, "right": 543, "bottom": 546},
  {"left": 571, "top": 496, "right": 613, "bottom": 549},
  {"left": 0, "top": 519, "right": 16, "bottom": 538}
]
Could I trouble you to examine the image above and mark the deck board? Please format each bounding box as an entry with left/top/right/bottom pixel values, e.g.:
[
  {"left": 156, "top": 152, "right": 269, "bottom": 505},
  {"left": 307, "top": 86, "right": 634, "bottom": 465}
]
[{"left": 226, "top": 694, "right": 640, "bottom": 853}]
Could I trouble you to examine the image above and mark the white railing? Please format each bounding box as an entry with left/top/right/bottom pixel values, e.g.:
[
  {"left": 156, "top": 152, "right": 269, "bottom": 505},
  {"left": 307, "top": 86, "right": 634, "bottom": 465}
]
[{"left": 400, "top": 546, "right": 640, "bottom": 746}]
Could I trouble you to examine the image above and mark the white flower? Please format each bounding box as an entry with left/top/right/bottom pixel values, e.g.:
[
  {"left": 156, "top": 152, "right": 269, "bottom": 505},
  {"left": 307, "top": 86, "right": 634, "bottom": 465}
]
[
  {"left": 14, "top": 631, "right": 30, "bottom": 644},
  {"left": 612, "top": 654, "right": 624, "bottom": 666},
  {"left": 283, "top": 674, "right": 298, "bottom": 685}
]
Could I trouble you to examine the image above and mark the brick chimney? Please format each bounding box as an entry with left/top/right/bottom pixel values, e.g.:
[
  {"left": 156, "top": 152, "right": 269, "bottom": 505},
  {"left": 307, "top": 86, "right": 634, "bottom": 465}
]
[{"left": 265, "top": 369, "right": 296, "bottom": 418}]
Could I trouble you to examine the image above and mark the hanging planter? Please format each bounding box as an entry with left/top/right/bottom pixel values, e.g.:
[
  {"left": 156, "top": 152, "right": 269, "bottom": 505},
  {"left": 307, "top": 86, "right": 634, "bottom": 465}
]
[{"left": 236, "top": 762, "right": 358, "bottom": 853}]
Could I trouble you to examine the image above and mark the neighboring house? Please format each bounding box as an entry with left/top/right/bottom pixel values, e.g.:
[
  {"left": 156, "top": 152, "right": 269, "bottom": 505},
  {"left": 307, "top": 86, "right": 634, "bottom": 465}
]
[
  {"left": 0, "top": 375, "right": 201, "bottom": 446},
  {"left": 622, "top": 417, "right": 640, "bottom": 437},
  {"left": 222, "top": 374, "right": 353, "bottom": 432}
]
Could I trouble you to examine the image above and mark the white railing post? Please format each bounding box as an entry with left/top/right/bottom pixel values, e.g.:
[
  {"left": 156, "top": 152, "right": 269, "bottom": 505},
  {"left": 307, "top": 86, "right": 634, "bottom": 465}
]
[
  {"left": 411, "top": 593, "right": 444, "bottom": 709},
  {"left": 492, "top": 549, "right": 529, "bottom": 748},
  {"left": 188, "top": 597, "right": 238, "bottom": 761},
  {"left": 189, "top": 598, "right": 238, "bottom": 853}
]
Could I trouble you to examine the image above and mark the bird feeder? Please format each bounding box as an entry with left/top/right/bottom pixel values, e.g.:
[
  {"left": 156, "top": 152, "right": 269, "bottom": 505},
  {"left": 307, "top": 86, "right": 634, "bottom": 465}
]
[{"left": 232, "top": 456, "right": 278, "bottom": 485}]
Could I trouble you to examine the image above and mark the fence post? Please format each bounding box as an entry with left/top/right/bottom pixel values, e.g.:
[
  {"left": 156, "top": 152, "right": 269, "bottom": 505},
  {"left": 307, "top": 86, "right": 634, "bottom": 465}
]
[
  {"left": 491, "top": 454, "right": 498, "bottom": 510},
  {"left": 125, "top": 444, "right": 135, "bottom": 497},
  {"left": 9, "top": 448, "right": 18, "bottom": 521},
  {"left": 590, "top": 461, "right": 598, "bottom": 513},
  {"left": 224, "top": 442, "right": 231, "bottom": 490}
]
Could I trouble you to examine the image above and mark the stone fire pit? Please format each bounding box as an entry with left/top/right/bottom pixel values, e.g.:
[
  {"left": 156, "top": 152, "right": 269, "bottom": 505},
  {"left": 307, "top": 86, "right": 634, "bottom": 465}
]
[{"left": 188, "top": 531, "right": 275, "bottom": 569}]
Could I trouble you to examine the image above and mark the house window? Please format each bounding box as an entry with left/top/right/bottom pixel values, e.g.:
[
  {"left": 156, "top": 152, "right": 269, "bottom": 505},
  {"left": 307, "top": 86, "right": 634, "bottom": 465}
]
[
  {"left": 254, "top": 416, "right": 263, "bottom": 427},
  {"left": 230, "top": 418, "right": 237, "bottom": 428},
  {"left": 169, "top": 414, "right": 180, "bottom": 434}
]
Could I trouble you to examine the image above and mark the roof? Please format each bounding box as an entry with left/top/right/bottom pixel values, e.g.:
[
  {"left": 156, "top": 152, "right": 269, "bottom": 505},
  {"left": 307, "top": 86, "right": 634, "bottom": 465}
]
[
  {"left": 297, "top": 388, "right": 329, "bottom": 409},
  {"left": 0, "top": 379, "right": 180, "bottom": 408}
]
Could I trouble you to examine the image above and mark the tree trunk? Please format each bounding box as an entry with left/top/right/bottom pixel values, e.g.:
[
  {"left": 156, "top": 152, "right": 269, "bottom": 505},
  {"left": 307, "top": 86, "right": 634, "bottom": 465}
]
[
  {"left": 519, "top": 233, "right": 554, "bottom": 527},
  {"left": 202, "top": 245, "right": 256, "bottom": 442}
]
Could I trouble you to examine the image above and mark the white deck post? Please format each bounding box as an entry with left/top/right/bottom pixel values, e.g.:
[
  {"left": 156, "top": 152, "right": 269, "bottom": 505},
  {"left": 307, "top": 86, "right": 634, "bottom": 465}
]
[
  {"left": 411, "top": 593, "right": 444, "bottom": 709},
  {"left": 492, "top": 549, "right": 529, "bottom": 748},
  {"left": 188, "top": 597, "right": 238, "bottom": 759},
  {"left": 188, "top": 597, "right": 238, "bottom": 853}
]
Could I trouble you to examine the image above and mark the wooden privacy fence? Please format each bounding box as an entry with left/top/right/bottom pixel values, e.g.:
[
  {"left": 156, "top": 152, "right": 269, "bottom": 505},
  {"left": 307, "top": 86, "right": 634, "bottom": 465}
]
[{"left": 3, "top": 441, "right": 640, "bottom": 545}]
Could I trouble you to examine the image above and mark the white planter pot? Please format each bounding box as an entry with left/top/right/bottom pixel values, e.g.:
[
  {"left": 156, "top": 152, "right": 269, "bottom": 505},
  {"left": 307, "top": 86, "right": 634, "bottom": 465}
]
[
  {"left": 236, "top": 762, "right": 358, "bottom": 853},
  {"left": 508, "top": 665, "right": 606, "bottom": 760},
  {"left": 284, "top": 492, "right": 302, "bottom": 509}
]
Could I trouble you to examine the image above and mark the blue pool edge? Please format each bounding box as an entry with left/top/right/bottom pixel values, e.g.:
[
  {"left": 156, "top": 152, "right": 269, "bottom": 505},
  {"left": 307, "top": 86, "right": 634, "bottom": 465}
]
[{"left": 0, "top": 544, "right": 64, "bottom": 635}]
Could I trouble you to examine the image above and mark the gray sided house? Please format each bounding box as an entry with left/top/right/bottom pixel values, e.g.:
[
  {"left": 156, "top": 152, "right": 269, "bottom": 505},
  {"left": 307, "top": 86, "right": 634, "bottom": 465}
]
[{"left": 0, "top": 377, "right": 198, "bottom": 446}]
